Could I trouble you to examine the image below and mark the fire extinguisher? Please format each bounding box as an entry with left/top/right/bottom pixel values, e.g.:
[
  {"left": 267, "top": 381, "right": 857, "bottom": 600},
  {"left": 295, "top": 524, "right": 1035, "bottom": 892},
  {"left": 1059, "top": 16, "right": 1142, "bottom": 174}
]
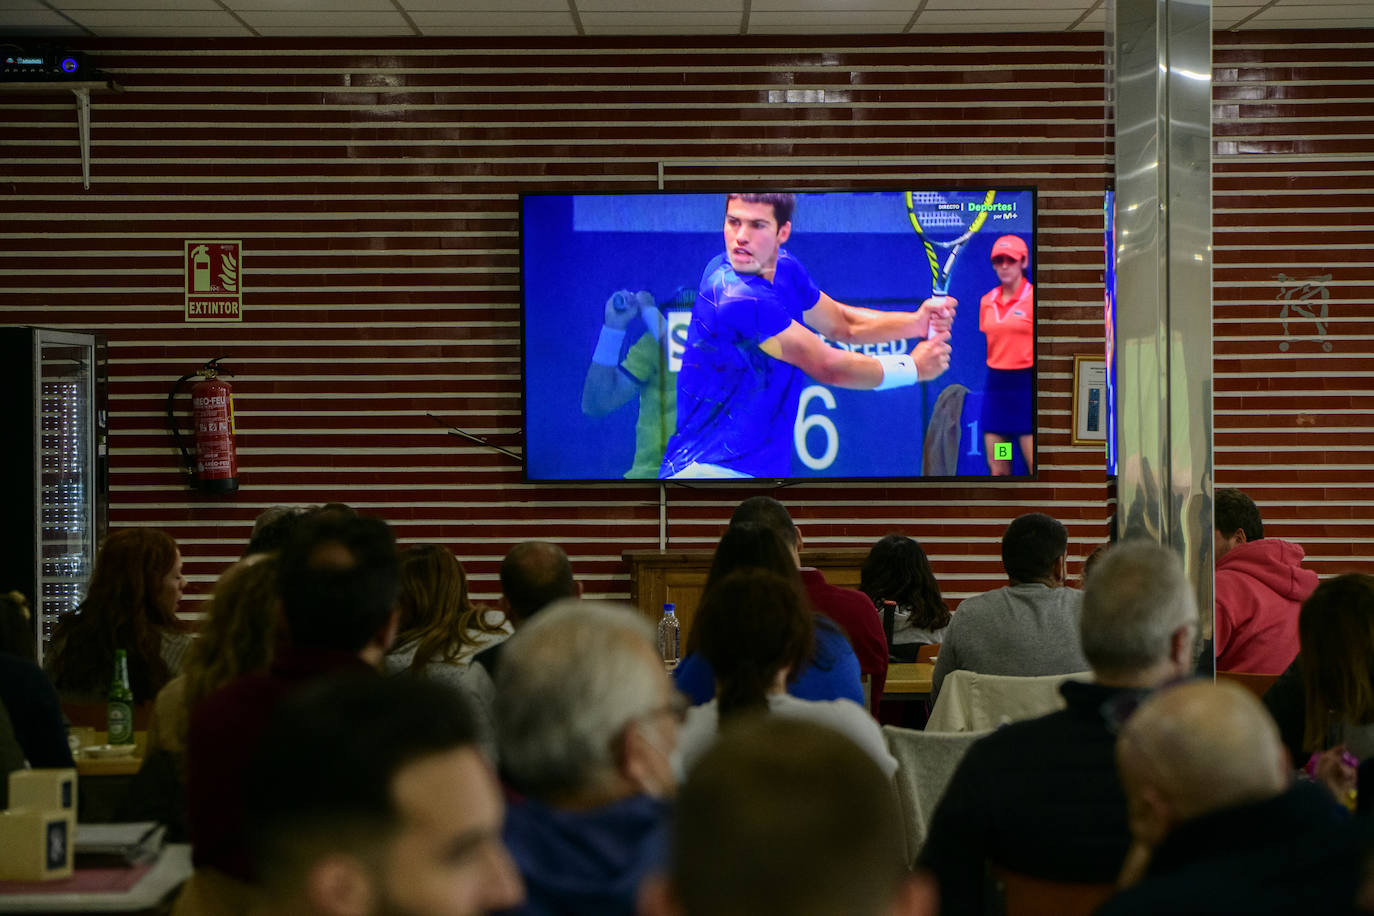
[{"left": 167, "top": 357, "right": 238, "bottom": 492}]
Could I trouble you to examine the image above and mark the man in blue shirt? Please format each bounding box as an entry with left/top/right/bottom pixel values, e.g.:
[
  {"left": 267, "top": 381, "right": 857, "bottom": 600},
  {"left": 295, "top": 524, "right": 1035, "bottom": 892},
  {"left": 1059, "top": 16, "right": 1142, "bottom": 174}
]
[{"left": 660, "top": 192, "right": 954, "bottom": 479}]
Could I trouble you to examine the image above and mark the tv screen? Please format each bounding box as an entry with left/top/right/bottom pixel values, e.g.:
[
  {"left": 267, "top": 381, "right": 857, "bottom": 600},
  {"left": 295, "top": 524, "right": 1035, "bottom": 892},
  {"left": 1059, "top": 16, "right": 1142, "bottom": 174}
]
[{"left": 521, "top": 188, "right": 1037, "bottom": 482}]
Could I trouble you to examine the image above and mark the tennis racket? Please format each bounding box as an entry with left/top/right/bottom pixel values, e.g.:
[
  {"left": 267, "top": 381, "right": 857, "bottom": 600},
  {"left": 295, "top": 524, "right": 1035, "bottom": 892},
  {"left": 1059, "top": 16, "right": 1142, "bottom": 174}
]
[{"left": 905, "top": 189, "right": 997, "bottom": 338}]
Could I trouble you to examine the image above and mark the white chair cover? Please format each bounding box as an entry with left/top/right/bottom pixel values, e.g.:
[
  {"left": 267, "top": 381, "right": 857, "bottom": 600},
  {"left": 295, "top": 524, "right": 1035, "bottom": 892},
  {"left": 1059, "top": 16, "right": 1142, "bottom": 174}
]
[{"left": 925, "top": 669, "right": 1090, "bottom": 733}]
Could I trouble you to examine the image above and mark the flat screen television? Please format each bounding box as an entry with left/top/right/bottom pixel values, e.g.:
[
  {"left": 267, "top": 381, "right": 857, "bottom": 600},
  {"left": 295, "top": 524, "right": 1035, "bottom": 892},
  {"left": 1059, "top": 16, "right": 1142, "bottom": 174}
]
[{"left": 521, "top": 188, "right": 1037, "bottom": 482}]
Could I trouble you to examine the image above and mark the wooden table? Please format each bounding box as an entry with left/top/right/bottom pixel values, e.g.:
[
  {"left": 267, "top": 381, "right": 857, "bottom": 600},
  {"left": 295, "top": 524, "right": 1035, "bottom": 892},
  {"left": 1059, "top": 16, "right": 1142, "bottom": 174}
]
[
  {"left": 0, "top": 843, "right": 190, "bottom": 912},
  {"left": 73, "top": 731, "right": 145, "bottom": 779},
  {"left": 70, "top": 731, "right": 146, "bottom": 823},
  {"left": 884, "top": 662, "right": 934, "bottom": 698}
]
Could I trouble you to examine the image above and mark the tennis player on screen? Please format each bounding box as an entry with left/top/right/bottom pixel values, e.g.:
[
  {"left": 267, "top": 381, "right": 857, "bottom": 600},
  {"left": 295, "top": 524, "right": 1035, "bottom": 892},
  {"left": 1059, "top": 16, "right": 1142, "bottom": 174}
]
[
  {"left": 658, "top": 192, "right": 954, "bottom": 480},
  {"left": 581, "top": 286, "right": 694, "bottom": 478},
  {"left": 979, "top": 234, "right": 1035, "bottom": 475}
]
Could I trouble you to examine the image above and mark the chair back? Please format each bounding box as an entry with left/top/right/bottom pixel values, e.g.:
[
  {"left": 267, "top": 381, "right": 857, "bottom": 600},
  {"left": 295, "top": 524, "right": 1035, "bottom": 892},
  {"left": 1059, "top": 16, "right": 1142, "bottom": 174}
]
[
  {"left": 1216, "top": 670, "right": 1279, "bottom": 699},
  {"left": 916, "top": 643, "right": 940, "bottom": 663},
  {"left": 990, "top": 864, "right": 1116, "bottom": 916},
  {"left": 882, "top": 725, "right": 991, "bottom": 865},
  {"left": 926, "top": 670, "right": 1089, "bottom": 733}
]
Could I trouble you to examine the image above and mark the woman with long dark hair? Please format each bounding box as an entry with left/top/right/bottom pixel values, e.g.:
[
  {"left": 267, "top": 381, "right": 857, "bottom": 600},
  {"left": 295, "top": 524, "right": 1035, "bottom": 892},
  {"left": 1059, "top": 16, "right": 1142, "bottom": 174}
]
[
  {"left": 860, "top": 534, "right": 951, "bottom": 661},
  {"left": 672, "top": 524, "right": 864, "bottom": 707},
  {"left": 45, "top": 528, "right": 190, "bottom": 703},
  {"left": 673, "top": 568, "right": 895, "bottom": 778},
  {"left": 1290, "top": 574, "right": 1374, "bottom": 759}
]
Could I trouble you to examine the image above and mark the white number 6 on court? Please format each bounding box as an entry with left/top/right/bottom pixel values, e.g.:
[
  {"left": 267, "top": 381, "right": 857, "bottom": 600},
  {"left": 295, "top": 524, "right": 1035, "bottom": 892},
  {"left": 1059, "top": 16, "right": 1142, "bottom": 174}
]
[{"left": 794, "top": 385, "right": 839, "bottom": 471}]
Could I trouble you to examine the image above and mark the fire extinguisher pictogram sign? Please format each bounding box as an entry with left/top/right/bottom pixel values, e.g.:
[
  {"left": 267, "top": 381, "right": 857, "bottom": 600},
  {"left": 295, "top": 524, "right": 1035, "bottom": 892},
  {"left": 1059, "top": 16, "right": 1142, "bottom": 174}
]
[{"left": 185, "top": 241, "right": 243, "bottom": 322}]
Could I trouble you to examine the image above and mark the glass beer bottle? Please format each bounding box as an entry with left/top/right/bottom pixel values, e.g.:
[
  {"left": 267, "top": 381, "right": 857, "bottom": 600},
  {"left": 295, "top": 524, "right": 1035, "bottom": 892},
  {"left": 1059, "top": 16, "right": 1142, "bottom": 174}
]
[{"left": 107, "top": 649, "right": 135, "bottom": 745}]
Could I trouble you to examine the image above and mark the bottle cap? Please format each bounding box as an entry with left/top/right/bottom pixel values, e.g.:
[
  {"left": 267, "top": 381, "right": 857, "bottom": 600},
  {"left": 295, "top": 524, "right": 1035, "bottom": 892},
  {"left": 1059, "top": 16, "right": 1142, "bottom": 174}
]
[{"left": 664, "top": 603, "right": 675, "bottom": 614}]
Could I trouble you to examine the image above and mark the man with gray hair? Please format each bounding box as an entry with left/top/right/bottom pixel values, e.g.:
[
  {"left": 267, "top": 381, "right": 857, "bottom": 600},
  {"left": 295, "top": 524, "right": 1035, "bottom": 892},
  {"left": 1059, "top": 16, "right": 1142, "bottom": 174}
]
[
  {"left": 494, "top": 600, "right": 681, "bottom": 915},
  {"left": 1098, "top": 680, "right": 1363, "bottom": 915},
  {"left": 919, "top": 540, "right": 1199, "bottom": 914}
]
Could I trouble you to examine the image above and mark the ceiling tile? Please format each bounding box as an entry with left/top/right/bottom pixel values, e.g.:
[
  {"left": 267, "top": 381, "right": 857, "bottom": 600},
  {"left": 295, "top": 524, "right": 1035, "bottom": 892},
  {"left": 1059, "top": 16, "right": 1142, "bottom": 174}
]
[
  {"left": 749, "top": 9, "right": 914, "bottom": 25},
  {"left": 228, "top": 0, "right": 397, "bottom": 10},
  {"left": 55, "top": 0, "right": 218, "bottom": 8},
  {"left": 916, "top": 9, "right": 1080, "bottom": 26},
  {"left": 409, "top": 10, "right": 574, "bottom": 28},
  {"left": 404, "top": 0, "right": 567, "bottom": 9},
  {"left": 60, "top": 8, "right": 245, "bottom": 27},
  {"left": 752, "top": 0, "right": 911, "bottom": 10},
  {"left": 238, "top": 9, "right": 412, "bottom": 27},
  {"left": 577, "top": 0, "right": 739, "bottom": 11},
  {"left": 579, "top": 10, "right": 743, "bottom": 27},
  {"left": 0, "top": 11, "right": 86, "bottom": 33}
]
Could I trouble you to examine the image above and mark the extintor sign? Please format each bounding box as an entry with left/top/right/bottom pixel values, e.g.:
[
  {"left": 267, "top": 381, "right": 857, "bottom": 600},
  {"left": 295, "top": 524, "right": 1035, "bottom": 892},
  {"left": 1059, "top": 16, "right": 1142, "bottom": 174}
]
[{"left": 185, "top": 241, "right": 243, "bottom": 322}]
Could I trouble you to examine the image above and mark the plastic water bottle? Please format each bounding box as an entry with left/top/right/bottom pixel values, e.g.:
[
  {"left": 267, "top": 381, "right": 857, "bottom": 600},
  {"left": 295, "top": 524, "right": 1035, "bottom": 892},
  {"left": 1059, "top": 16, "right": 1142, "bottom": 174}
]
[{"left": 657, "top": 603, "right": 680, "bottom": 669}]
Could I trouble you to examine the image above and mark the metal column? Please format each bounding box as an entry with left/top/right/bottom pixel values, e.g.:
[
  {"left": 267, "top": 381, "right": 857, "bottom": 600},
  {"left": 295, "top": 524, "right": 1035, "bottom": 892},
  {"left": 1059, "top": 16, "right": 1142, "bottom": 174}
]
[{"left": 1112, "top": 0, "right": 1215, "bottom": 661}]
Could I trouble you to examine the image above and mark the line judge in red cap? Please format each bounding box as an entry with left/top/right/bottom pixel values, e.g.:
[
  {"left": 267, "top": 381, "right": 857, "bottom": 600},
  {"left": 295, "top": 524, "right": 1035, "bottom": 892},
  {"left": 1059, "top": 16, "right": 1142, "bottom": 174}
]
[{"left": 978, "top": 234, "right": 1035, "bottom": 475}]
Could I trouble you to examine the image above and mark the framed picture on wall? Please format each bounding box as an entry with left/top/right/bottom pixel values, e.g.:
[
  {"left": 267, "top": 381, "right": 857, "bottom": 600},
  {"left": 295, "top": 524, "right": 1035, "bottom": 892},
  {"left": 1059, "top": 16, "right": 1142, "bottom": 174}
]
[{"left": 1073, "top": 355, "right": 1108, "bottom": 446}]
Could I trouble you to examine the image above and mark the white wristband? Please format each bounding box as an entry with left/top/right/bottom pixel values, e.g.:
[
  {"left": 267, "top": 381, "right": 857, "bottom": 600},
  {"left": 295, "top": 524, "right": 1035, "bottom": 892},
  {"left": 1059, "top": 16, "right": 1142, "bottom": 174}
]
[
  {"left": 592, "top": 326, "right": 627, "bottom": 366},
  {"left": 874, "top": 353, "right": 920, "bottom": 390}
]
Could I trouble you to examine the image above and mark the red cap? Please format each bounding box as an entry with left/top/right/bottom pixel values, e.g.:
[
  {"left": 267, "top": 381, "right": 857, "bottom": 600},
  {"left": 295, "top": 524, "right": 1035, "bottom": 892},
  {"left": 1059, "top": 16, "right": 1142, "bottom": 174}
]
[{"left": 991, "top": 235, "right": 1028, "bottom": 262}]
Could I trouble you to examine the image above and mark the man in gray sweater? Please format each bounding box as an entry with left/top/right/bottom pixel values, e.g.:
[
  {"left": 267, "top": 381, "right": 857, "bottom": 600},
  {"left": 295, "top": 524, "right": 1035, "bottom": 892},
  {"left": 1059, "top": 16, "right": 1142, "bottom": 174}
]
[{"left": 930, "top": 512, "right": 1088, "bottom": 704}]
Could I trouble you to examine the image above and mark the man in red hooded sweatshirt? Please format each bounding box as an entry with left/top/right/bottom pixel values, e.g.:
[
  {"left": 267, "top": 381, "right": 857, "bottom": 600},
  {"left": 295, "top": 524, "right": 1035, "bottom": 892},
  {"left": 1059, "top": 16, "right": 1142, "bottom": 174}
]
[{"left": 1214, "top": 488, "right": 1319, "bottom": 674}]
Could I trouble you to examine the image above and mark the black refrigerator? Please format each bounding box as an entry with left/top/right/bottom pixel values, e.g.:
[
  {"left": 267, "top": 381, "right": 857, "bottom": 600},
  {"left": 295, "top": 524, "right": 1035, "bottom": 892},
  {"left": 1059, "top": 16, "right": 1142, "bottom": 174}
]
[{"left": 0, "top": 327, "right": 109, "bottom": 664}]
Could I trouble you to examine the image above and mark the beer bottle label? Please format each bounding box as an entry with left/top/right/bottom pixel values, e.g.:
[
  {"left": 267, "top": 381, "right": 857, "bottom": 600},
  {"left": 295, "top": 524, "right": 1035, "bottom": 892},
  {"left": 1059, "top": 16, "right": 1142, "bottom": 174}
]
[{"left": 107, "top": 702, "right": 134, "bottom": 745}]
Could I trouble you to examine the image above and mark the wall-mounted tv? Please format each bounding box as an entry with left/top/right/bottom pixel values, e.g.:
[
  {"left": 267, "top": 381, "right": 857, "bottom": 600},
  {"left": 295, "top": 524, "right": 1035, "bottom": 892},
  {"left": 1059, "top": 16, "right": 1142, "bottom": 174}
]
[{"left": 521, "top": 188, "right": 1037, "bottom": 483}]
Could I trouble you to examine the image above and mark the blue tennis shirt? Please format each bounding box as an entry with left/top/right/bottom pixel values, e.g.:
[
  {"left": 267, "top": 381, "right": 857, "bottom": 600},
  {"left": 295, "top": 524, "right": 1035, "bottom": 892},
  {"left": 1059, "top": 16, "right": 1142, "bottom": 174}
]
[{"left": 659, "top": 249, "right": 821, "bottom": 479}]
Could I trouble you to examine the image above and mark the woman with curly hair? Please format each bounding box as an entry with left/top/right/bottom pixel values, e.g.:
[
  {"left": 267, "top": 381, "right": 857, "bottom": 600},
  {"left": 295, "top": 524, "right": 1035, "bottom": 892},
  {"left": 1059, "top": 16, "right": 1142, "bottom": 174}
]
[
  {"left": 146, "top": 553, "right": 283, "bottom": 758},
  {"left": 860, "top": 533, "right": 951, "bottom": 661},
  {"left": 382, "top": 545, "right": 511, "bottom": 747},
  {"left": 45, "top": 528, "right": 190, "bottom": 704},
  {"left": 124, "top": 553, "right": 283, "bottom": 838}
]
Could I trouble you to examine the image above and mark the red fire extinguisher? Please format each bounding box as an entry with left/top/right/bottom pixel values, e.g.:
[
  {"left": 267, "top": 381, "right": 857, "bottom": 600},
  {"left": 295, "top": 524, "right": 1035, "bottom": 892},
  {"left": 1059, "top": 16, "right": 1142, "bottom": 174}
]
[{"left": 167, "top": 357, "right": 238, "bottom": 492}]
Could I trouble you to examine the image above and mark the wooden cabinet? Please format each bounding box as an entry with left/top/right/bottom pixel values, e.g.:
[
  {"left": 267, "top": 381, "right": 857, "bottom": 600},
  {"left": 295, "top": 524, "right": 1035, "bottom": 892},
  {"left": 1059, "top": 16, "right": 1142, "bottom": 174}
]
[{"left": 621, "top": 548, "right": 870, "bottom": 639}]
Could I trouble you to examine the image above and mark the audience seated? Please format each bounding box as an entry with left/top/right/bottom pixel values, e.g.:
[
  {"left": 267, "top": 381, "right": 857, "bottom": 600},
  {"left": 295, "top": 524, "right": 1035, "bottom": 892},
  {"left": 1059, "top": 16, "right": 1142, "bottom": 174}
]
[
  {"left": 186, "top": 513, "right": 400, "bottom": 883},
  {"left": 244, "top": 674, "right": 524, "bottom": 916},
  {"left": 673, "top": 524, "right": 865, "bottom": 707},
  {"left": 493, "top": 600, "right": 678, "bottom": 916},
  {"left": 734, "top": 497, "right": 888, "bottom": 705},
  {"left": 149, "top": 554, "right": 283, "bottom": 760},
  {"left": 1214, "top": 487, "right": 1318, "bottom": 674},
  {"left": 125, "top": 554, "right": 282, "bottom": 837},
  {"left": 45, "top": 528, "right": 192, "bottom": 704},
  {"left": 383, "top": 544, "right": 511, "bottom": 756},
  {"left": 1263, "top": 573, "right": 1374, "bottom": 769},
  {"left": 0, "top": 591, "right": 72, "bottom": 808},
  {"left": 673, "top": 568, "right": 895, "bottom": 779},
  {"left": 859, "top": 533, "right": 951, "bottom": 661},
  {"left": 0, "top": 590, "right": 38, "bottom": 661},
  {"left": 474, "top": 541, "right": 577, "bottom": 679},
  {"left": 1099, "top": 680, "right": 1365, "bottom": 915},
  {"left": 244, "top": 504, "right": 312, "bottom": 556},
  {"left": 930, "top": 512, "right": 1088, "bottom": 704},
  {"left": 642, "top": 717, "right": 935, "bottom": 916},
  {"left": 918, "top": 540, "right": 1197, "bottom": 914}
]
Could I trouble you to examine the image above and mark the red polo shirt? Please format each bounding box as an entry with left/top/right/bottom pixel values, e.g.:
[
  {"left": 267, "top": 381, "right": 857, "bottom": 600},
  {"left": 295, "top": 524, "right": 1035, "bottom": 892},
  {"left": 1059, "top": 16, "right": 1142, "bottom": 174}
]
[{"left": 979, "top": 278, "right": 1034, "bottom": 370}]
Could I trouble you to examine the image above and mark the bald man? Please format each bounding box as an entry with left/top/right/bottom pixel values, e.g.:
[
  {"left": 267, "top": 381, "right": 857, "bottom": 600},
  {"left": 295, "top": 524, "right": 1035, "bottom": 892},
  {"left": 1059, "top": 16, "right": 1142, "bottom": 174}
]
[{"left": 1098, "top": 681, "right": 1366, "bottom": 915}]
